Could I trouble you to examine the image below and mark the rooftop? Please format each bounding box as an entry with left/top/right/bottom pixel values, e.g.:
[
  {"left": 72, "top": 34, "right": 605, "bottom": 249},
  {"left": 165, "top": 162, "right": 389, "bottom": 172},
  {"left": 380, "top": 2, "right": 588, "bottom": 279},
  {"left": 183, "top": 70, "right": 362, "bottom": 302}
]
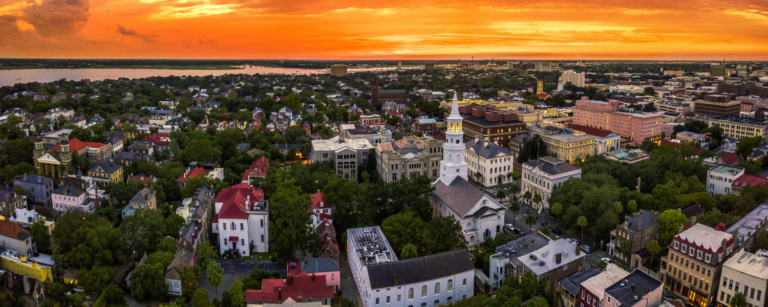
[
  {"left": 581, "top": 264, "right": 630, "bottom": 300},
  {"left": 622, "top": 210, "right": 658, "bottom": 234},
  {"left": 311, "top": 136, "right": 373, "bottom": 151},
  {"left": 561, "top": 268, "right": 602, "bottom": 295},
  {"left": 347, "top": 226, "right": 398, "bottom": 267},
  {"left": 367, "top": 250, "right": 474, "bottom": 289},
  {"left": 523, "top": 157, "right": 581, "bottom": 176},
  {"left": 710, "top": 164, "right": 744, "bottom": 177},
  {"left": 518, "top": 238, "right": 585, "bottom": 276},
  {"left": 724, "top": 250, "right": 768, "bottom": 280},
  {"left": 726, "top": 204, "right": 768, "bottom": 245},
  {"left": 604, "top": 270, "right": 662, "bottom": 307},
  {"left": 674, "top": 223, "right": 733, "bottom": 252},
  {"left": 710, "top": 115, "right": 768, "bottom": 126},
  {"left": 465, "top": 138, "right": 512, "bottom": 159},
  {"left": 491, "top": 232, "right": 551, "bottom": 269}
]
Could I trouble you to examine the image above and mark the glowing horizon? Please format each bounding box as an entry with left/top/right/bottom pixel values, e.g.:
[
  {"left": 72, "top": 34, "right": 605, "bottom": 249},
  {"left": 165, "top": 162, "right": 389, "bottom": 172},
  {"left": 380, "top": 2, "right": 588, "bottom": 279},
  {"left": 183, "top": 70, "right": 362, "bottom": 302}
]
[{"left": 1, "top": 0, "right": 767, "bottom": 61}]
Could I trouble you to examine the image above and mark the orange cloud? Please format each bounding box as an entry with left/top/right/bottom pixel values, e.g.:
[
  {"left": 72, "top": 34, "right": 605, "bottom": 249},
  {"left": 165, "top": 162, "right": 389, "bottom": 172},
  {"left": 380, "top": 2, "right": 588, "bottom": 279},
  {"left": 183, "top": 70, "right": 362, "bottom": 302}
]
[{"left": 0, "top": 0, "right": 766, "bottom": 59}]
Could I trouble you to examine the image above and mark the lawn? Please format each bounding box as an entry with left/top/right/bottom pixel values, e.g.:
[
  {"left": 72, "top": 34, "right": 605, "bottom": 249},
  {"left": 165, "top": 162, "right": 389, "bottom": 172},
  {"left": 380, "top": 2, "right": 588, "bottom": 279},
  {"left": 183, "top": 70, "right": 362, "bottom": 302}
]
[{"left": 255, "top": 253, "right": 272, "bottom": 261}]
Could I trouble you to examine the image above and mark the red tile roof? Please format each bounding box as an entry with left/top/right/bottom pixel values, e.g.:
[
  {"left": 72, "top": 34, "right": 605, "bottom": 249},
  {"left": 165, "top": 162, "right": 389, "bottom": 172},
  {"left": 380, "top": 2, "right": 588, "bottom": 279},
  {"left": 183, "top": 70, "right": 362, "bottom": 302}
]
[
  {"left": 570, "top": 124, "right": 615, "bottom": 138},
  {"left": 0, "top": 220, "right": 28, "bottom": 239},
  {"left": 287, "top": 261, "right": 302, "bottom": 276},
  {"left": 663, "top": 140, "right": 680, "bottom": 147},
  {"left": 242, "top": 157, "right": 269, "bottom": 182},
  {"left": 177, "top": 167, "right": 207, "bottom": 182},
  {"left": 128, "top": 175, "right": 156, "bottom": 184},
  {"left": 143, "top": 133, "right": 170, "bottom": 142},
  {"left": 309, "top": 192, "right": 326, "bottom": 212},
  {"left": 245, "top": 272, "right": 334, "bottom": 303},
  {"left": 215, "top": 183, "right": 264, "bottom": 219},
  {"left": 732, "top": 173, "right": 768, "bottom": 189},
  {"left": 719, "top": 153, "right": 739, "bottom": 165},
  {"left": 51, "top": 138, "right": 107, "bottom": 152}
]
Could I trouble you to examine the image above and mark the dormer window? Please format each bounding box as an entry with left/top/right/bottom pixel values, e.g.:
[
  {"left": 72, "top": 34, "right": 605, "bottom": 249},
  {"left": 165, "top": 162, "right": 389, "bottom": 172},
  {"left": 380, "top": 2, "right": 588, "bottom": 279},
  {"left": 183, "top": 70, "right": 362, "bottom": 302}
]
[{"left": 706, "top": 254, "right": 711, "bottom": 262}]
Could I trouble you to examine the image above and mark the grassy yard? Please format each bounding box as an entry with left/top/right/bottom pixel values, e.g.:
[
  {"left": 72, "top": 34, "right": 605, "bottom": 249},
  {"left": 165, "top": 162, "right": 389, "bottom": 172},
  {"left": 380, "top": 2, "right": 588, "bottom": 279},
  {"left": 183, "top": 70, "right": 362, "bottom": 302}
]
[{"left": 255, "top": 253, "right": 272, "bottom": 261}]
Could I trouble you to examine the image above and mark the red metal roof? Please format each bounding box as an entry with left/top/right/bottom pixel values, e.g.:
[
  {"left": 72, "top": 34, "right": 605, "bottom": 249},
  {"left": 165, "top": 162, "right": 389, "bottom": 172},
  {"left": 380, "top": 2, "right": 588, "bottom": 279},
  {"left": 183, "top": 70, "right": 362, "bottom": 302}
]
[
  {"left": 215, "top": 183, "right": 264, "bottom": 219},
  {"left": 242, "top": 157, "right": 269, "bottom": 182},
  {"left": 245, "top": 272, "right": 334, "bottom": 303},
  {"left": 732, "top": 173, "right": 768, "bottom": 188},
  {"left": 718, "top": 153, "right": 739, "bottom": 165},
  {"left": 177, "top": 167, "right": 207, "bottom": 182},
  {"left": 570, "top": 124, "right": 615, "bottom": 138},
  {"left": 309, "top": 192, "right": 326, "bottom": 212},
  {"left": 51, "top": 138, "right": 107, "bottom": 152}
]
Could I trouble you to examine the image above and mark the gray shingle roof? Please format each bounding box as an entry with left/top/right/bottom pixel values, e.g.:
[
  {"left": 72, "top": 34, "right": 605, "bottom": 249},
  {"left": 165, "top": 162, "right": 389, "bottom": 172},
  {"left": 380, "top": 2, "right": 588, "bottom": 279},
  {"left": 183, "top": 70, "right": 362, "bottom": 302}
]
[
  {"left": 91, "top": 161, "right": 123, "bottom": 174},
  {"left": 465, "top": 139, "right": 512, "bottom": 159},
  {"left": 433, "top": 177, "right": 487, "bottom": 217},
  {"left": 367, "top": 250, "right": 474, "bottom": 289},
  {"left": 561, "top": 268, "right": 602, "bottom": 295},
  {"left": 523, "top": 157, "right": 580, "bottom": 176},
  {"left": 301, "top": 258, "right": 340, "bottom": 273},
  {"left": 623, "top": 210, "right": 657, "bottom": 234},
  {"left": 54, "top": 183, "right": 86, "bottom": 197},
  {"left": 604, "top": 270, "right": 662, "bottom": 307}
]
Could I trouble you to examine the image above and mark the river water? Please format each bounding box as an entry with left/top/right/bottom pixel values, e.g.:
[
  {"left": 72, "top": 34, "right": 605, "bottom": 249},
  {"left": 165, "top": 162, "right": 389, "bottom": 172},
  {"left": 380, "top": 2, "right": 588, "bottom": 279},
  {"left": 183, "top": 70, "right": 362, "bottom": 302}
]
[{"left": 0, "top": 65, "right": 424, "bottom": 86}]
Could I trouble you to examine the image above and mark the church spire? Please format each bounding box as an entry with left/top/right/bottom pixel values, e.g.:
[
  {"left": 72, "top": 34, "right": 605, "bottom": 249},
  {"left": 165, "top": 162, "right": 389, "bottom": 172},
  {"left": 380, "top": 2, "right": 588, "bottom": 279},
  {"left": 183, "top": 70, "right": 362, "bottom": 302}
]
[{"left": 439, "top": 93, "right": 468, "bottom": 185}]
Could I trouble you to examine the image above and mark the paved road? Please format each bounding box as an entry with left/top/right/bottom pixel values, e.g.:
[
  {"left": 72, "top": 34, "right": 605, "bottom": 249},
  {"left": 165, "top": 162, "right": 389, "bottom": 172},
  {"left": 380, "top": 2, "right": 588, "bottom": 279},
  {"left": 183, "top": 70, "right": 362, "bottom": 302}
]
[
  {"left": 339, "top": 259, "right": 360, "bottom": 306},
  {"left": 198, "top": 259, "right": 287, "bottom": 301}
]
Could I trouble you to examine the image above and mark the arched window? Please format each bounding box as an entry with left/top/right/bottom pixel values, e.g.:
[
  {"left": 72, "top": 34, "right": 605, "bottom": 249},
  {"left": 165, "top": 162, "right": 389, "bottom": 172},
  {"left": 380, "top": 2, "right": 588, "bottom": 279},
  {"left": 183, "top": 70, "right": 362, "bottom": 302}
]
[
  {"left": 409, "top": 288, "right": 414, "bottom": 299},
  {"left": 496, "top": 225, "right": 501, "bottom": 233},
  {"left": 435, "top": 282, "right": 440, "bottom": 294},
  {"left": 231, "top": 222, "right": 236, "bottom": 230},
  {"left": 447, "top": 280, "right": 453, "bottom": 291},
  {"left": 421, "top": 286, "right": 427, "bottom": 298}
]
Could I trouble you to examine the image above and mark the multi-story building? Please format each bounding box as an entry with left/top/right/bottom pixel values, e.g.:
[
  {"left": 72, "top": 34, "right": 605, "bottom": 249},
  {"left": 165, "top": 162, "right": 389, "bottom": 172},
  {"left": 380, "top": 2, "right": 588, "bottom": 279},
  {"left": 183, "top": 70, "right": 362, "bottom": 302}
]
[
  {"left": 211, "top": 183, "right": 269, "bottom": 255},
  {"left": 376, "top": 136, "right": 443, "bottom": 183},
  {"left": 509, "top": 134, "right": 532, "bottom": 157},
  {"left": 88, "top": 161, "right": 124, "bottom": 186},
  {"left": 529, "top": 126, "right": 596, "bottom": 163},
  {"left": 609, "top": 210, "right": 660, "bottom": 267},
  {"left": 570, "top": 125, "right": 621, "bottom": 155},
  {"left": 708, "top": 116, "right": 768, "bottom": 142},
  {"left": 707, "top": 165, "right": 745, "bottom": 195},
  {"left": 311, "top": 136, "right": 373, "bottom": 181},
  {"left": 33, "top": 138, "right": 112, "bottom": 179},
  {"left": 465, "top": 137, "right": 515, "bottom": 186},
  {"left": 719, "top": 82, "right": 768, "bottom": 99},
  {"left": 454, "top": 104, "right": 527, "bottom": 148},
  {"left": 13, "top": 174, "right": 53, "bottom": 207},
  {"left": 603, "top": 270, "right": 663, "bottom": 307},
  {"left": 0, "top": 185, "right": 27, "bottom": 220},
  {"left": 579, "top": 264, "right": 630, "bottom": 307},
  {"left": 536, "top": 61, "right": 553, "bottom": 72},
  {"left": 711, "top": 64, "right": 727, "bottom": 77},
  {"left": 44, "top": 107, "right": 74, "bottom": 121},
  {"left": 342, "top": 124, "right": 392, "bottom": 144},
  {"left": 122, "top": 188, "right": 157, "bottom": 217},
  {"left": 371, "top": 77, "right": 409, "bottom": 105},
  {"left": 561, "top": 70, "right": 586, "bottom": 87},
  {"left": 0, "top": 220, "right": 34, "bottom": 257},
  {"left": 346, "top": 226, "right": 475, "bottom": 307},
  {"left": 521, "top": 157, "right": 582, "bottom": 211},
  {"left": 330, "top": 64, "right": 348, "bottom": 77},
  {"left": 52, "top": 183, "right": 95, "bottom": 214},
  {"left": 655, "top": 100, "right": 692, "bottom": 114},
  {"left": 518, "top": 238, "right": 586, "bottom": 289},
  {"left": 693, "top": 99, "right": 741, "bottom": 117},
  {"left": 40, "top": 129, "right": 73, "bottom": 145},
  {"left": 572, "top": 97, "right": 662, "bottom": 146},
  {"left": 241, "top": 156, "right": 268, "bottom": 184},
  {"left": 559, "top": 268, "right": 602, "bottom": 307},
  {"left": 431, "top": 94, "right": 506, "bottom": 246},
  {"left": 677, "top": 131, "right": 708, "bottom": 147},
  {"left": 661, "top": 223, "right": 737, "bottom": 307},
  {"left": 725, "top": 204, "right": 768, "bottom": 253},
  {"left": 489, "top": 232, "right": 551, "bottom": 290},
  {"left": 717, "top": 250, "right": 768, "bottom": 307}
]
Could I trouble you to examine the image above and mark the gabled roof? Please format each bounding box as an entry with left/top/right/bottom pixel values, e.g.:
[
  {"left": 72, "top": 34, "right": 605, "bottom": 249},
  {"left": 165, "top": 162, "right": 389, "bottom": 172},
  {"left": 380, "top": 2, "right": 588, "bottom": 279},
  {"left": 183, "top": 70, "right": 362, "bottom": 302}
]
[
  {"left": 51, "top": 138, "right": 107, "bottom": 152},
  {"left": 0, "top": 220, "right": 30, "bottom": 240},
  {"left": 523, "top": 157, "right": 580, "bottom": 176},
  {"left": 301, "top": 258, "right": 340, "bottom": 273},
  {"left": 571, "top": 124, "right": 616, "bottom": 138},
  {"left": 718, "top": 153, "right": 739, "bottom": 165},
  {"left": 465, "top": 138, "right": 512, "bottom": 159},
  {"left": 177, "top": 167, "right": 207, "bottom": 182},
  {"left": 732, "top": 173, "right": 768, "bottom": 189},
  {"left": 367, "top": 250, "right": 474, "bottom": 289},
  {"left": 432, "top": 176, "right": 490, "bottom": 217},
  {"left": 215, "top": 183, "right": 264, "bottom": 219},
  {"left": 90, "top": 161, "right": 123, "bottom": 174},
  {"left": 53, "top": 183, "right": 87, "bottom": 197},
  {"left": 309, "top": 192, "right": 327, "bottom": 211},
  {"left": 245, "top": 272, "right": 334, "bottom": 303}
]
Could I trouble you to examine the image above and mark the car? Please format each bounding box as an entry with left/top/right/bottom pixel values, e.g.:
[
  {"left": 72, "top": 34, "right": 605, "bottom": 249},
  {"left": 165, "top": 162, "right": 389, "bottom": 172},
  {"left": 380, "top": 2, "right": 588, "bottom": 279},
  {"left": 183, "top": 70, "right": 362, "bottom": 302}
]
[
  {"left": 600, "top": 257, "right": 613, "bottom": 264},
  {"left": 551, "top": 228, "right": 563, "bottom": 235},
  {"left": 580, "top": 245, "right": 592, "bottom": 253},
  {"left": 541, "top": 221, "right": 549, "bottom": 227},
  {"left": 514, "top": 228, "right": 525, "bottom": 235}
]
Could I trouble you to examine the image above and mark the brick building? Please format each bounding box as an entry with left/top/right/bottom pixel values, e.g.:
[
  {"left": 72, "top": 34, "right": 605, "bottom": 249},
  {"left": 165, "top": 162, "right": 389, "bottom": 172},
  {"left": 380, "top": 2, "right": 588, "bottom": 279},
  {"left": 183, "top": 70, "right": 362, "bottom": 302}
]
[
  {"left": 451, "top": 104, "right": 526, "bottom": 148},
  {"left": 572, "top": 97, "right": 662, "bottom": 146},
  {"left": 371, "top": 78, "right": 408, "bottom": 106}
]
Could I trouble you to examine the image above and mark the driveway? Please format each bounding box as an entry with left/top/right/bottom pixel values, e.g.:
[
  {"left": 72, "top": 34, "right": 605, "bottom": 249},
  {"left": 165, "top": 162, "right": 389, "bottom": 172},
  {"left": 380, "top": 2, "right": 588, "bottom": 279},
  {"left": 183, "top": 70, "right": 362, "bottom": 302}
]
[
  {"left": 198, "top": 259, "right": 287, "bottom": 301},
  {"left": 339, "top": 259, "right": 360, "bottom": 307}
]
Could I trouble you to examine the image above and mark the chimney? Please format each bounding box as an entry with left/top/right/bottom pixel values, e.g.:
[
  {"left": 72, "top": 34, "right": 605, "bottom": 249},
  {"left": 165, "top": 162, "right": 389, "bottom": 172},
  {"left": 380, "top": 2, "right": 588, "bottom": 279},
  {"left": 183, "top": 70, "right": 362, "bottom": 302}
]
[
  {"left": 575, "top": 246, "right": 581, "bottom": 256},
  {"left": 394, "top": 273, "right": 398, "bottom": 285},
  {"left": 653, "top": 211, "right": 659, "bottom": 222},
  {"left": 555, "top": 253, "right": 562, "bottom": 264},
  {"left": 637, "top": 219, "right": 642, "bottom": 231}
]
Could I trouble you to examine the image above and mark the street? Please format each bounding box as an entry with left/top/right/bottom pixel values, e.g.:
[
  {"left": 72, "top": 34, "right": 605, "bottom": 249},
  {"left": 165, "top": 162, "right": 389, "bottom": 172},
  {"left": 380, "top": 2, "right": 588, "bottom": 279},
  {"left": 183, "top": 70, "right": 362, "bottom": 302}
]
[{"left": 197, "top": 259, "right": 286, "bottom": 301}]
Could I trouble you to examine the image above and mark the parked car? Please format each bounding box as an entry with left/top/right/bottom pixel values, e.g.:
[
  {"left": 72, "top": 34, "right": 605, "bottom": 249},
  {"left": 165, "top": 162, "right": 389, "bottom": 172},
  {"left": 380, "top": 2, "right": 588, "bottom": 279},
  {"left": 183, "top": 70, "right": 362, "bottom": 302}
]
[
  {"left": 551, "top": 228, "right": 563, "bottom": 235},
  {"left": 580, "top": 245, "right": 592, "bottom": 253},
  {"left": 541, "top": 221, "right": 549, "bottom": 227},
  {"left": 600, "top": 257, "right": 613, "bottom": 264}
]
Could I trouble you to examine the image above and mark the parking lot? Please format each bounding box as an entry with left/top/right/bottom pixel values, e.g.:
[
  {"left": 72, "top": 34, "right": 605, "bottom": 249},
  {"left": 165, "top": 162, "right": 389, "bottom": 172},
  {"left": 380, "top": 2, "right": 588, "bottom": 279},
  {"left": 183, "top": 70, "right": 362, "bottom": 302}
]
[{"left": 198, "top": 259, "right": 286, "bottom": 301}]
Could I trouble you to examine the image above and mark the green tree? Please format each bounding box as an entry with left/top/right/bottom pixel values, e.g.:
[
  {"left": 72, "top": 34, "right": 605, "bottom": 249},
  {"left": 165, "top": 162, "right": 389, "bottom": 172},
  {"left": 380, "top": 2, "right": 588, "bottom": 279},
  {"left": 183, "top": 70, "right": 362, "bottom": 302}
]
[
  {"left": 30, "top": 216, "right": 51, "bottom": 254},
  {"left": 612, "top": 201, "right": 623, "bottom": 215},
  {"left": 242, "top": 269, "right": 281, "bottom": 291},
  {"left": 540, "top": 226, "right": 550, "bottom": 236},
  {"left": 177, "top": 139, "right": 222, "bottom": 165},
  {"left": 510, "top": 202, "right": 520, "bottom": 228},
  {"left": 627, "top": 199, "right": 638, "bottom": 213},
  {"left": 532, "top": 193, "right": 542, "bottom": 211},
  {"left": 51, "top": 211, "right": 126, "bottom": 269},
  {"left": 121, "top": 208, "right": 166, "bottom": 255},
  {"left": 401, "top": 244, "right": 418, "bottom": 259},
  {"left": 207, "top": 261, "right": 224, "bottom": 298},
  {"left": 102, "top": 285, "right": 125, "bottom": 303},
  {"left": 424, "top": 216, "right": 467, "bottom": 255},
  {"left": 164, "top": 214, "right": 186, "bottom": 237},
  {"left": 158, "top": 237, "right": 178, "bottom": 254},
  {"left": 659, "top": 209, "right": 688, "bottom": 245},
  {"left": 77, "top": 265, "right": 114, "bottom": 294},
  {"left": 731, "top": 292, "right": 748, "bottom": 307},
  {"left": 523, "top": 191, "right": 532, "bottom": 207},
  {"left": 550, "top": 202, "right": 563, "bottom": 220},
  {"left": 146, "top": 251, "right": 174, "bottom": 268},
  {"left": 525, "top": 215, "right": 537, "bottom": 234},
  {"left": 382, "top": 211, "right": 424, "bottom": 256},
  {"left": 270, "top": 179, "right": 319, "bottom": 259},
  {"left": 130, "top": 264, "right": 169, "bottom": 300},
  {"left": 284, "top": 93, "right": 303, "bottom": 111},
  {"left": 647, "top": 240, "right": 661, "bottom": 270},
  {"left": 577, "top": 216, "right": 588, "bottom": 241},
  {"left": 197, "top": 241, "right": 217, "bottom": 269},
  {"left": 193, "top": 288, "right": 211, "bottom": 307},
  {"left": 496, "top": 190, "right": 506, "bottom": 201},
  {"left": 181, "top": 265, "right": 198, "bottom": 302},
  {"left": 596, "top": 260, "right": 608, "bottom": 271},
  {"left": 619, "top": 240, "right": 632, "bottom": 262}
]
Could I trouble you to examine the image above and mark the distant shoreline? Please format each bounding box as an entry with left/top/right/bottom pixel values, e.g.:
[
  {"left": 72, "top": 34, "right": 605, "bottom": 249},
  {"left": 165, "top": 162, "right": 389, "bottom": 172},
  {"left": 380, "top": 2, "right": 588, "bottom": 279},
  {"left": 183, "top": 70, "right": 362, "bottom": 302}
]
[{"left": 0, "top": 65, "right": 246, "bottom": 71}]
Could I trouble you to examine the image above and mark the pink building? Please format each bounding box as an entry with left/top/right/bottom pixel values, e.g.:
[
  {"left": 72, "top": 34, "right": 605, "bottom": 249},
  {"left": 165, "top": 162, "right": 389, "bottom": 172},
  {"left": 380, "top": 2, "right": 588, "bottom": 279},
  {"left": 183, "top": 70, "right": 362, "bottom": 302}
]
[
  {"left": 662, "top": 124, "right": 676, "bottom": 140},
  {"left": 287, "top": 258, "right": 341, "bottom": 291},
  {"left": 602, "top": 270, "right": 663, "bottom": 307},
  {"left": 573, "top": 97, "right": 663, "bottom": 146},
  {"left": 52, "top": 183, "right": 95, "bottom": 213}
]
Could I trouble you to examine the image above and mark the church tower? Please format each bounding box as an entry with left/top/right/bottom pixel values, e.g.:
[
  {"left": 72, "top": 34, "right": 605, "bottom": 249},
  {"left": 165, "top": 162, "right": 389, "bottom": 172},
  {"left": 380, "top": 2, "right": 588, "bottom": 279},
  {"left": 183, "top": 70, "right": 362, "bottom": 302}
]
[
  {"left": 60, "top": 139, "right": 72, "bottom": 174},
  {"left": 440, "top": 93, "right": 468, "bottom": 185},
  {"left": 537, "top": 80, "right": 544, "bottom": 94}
]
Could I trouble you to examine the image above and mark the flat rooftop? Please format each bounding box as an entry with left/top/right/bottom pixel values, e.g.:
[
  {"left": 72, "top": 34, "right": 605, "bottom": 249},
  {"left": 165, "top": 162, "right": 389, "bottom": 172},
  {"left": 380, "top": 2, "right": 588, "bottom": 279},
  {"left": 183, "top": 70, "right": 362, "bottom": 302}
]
[{"left": 726, "top": 204, "right": 768, "bottom": 244}]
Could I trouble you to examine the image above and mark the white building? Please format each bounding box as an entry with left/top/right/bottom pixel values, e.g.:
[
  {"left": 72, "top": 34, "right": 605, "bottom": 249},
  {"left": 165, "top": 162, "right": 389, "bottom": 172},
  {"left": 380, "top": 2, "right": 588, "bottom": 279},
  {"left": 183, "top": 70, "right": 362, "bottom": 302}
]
[
  {"left": 489, "top": 233, "right": 551, "bottom": 290},
  {"left": 707, "top": 165, "right": 744, "bottom": 195},
  {"left": 561, "top": 70, "right": 586, "bottom": 87},
  {"left": 718, "top": 250, "right": 768, "bottom": 307},
  {"left": 431, "top": 94, "right": 506, "bottom": 247},
  {"left": 347, "top": 227, "right": 475, "bottom": 307},
  {"left": 465, "top": 137, "right": 515, "bottom": 187},
  {"left": 521, "top": 156, "right": 582, "bottom": 211},
  {"left": 211, "top": 183, "right": 269, "bottom": 256},
  {"left": 311, "top": 135, "right": 374, "bottom": 181},
  {"left": 517, "top": 238, "right": 585, "bottom": 285}
]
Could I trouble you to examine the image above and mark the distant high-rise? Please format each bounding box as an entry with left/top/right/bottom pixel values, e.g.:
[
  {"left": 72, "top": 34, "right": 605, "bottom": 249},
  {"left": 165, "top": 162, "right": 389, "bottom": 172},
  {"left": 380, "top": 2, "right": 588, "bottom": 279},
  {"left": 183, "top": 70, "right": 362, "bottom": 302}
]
[
  {"left": 425, "top": 63, "right": 435, "bottom": 72},
  {"left": 711, "top": 59, "right": 727, "bottom": 77},
  {"left": 330, "top": 64, "right": 348, "bottom": 77},
  {"left": 535, "top": 61, "right": 552, "bottom": 72},
  {"left": 560, "top": 70, "right": 585, "bottom": 87}
]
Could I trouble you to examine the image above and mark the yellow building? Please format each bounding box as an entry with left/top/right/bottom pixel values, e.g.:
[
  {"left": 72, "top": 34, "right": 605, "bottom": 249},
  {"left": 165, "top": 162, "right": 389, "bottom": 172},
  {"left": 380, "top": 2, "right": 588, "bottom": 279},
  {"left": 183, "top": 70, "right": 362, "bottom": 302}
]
[
  {"left": 88, "top": 161, "right": 124, "bottom": 186},
  {"left": 530, "top": 126, "right": 596, "bottom": 162},
  {"left": 537, "top": 80, "right": 544, "bottom": 94},
  {"left": 708, "top": 116, "right": 768, "bottom": 141},
  {"left": 0, "top": 251, "right": 52, "bottom": 282}
]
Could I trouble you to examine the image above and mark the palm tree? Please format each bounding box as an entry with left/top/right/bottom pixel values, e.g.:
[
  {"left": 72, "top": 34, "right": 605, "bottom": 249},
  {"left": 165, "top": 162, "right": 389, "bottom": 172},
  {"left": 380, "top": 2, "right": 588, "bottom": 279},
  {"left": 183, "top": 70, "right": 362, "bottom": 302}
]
[
  {"left": 613, "top": 201, "right": 623, "bottom": 215},
  {"left": 532, "top": 193, "right": 542, "bottom": 216},
  {"left": 627, "top": 200, "right": 638, "bottom": 213},
  {"left": 474, "top": 171, "right": 483, "bottom": 183},
  {"left": 510, "top": 202, "right": 520, "bottom": 228},
  {"left": 647, "top": 240, "right": 661, "bottom": 271},
  {"left": 506, "top": 172, "right": 514, "bottom": 183},
  {"left": 577, "top": 216, "right": 587, "bottom": 242},
  {"left": 525, "top": 215, "right": 537, "bottom": 234},
  {"left": 731, "top": 292, "right": 748, "bottom": 307}
]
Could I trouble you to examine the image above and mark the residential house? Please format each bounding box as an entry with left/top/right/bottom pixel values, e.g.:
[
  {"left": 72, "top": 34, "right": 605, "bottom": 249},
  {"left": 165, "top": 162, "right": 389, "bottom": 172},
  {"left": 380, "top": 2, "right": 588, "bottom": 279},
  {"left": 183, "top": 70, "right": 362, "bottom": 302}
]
[
  {"left": 9, "top": 208, "right": 55, "bottom": 234},
  {"left": 465, "top": 137, "right": 515, "bottom": 187},
  {"left": 517, "top": 238, "right": 586, "bottom": 289},
  {"left": 127, "top": 175, "right": 156, "bottom": 185},
  {"left": 706, "top": 165, "right": 744, "bottom": 195},
  {"left": 731, "top": 174, "right": 768, "bottom": 196},
  {"left": 717, "top": 250, "right": 768, "bottom": 307},
  {"left": 88, "top": 161, "right": 124, "bottom": 186},
  {"left": 52, "top": 183, "right": 95, "bottom": 214},
  {"left": 112, "top": 152, "right": 150, "bottom": 165},
  {"left": 0, "top": 220, "right": 34, "bottom": 257},
  {"left": 164, "top": 246, "right": 194, "bottom": 296},
  {"left": 122, "top": 188, "right": 157, "bottom": 217},
  {"left": 558, "top": 268, "right": 602, "bottom": 307},
  {"left": 106, "top": 138, "right": 123, "bottom": 155},
  {"left": 13, "top": 174, "right": 53, "bottom": 207},
  {"left": 242, "top": 157, "right": 269, "bottom": 184},
  {"left": 725, "top": 204, "right": 768, "bottom": 253},
  {"left": 293, "top": 258, "right": 341, "bottom": 291},
  {"left": 309, "top": 192, "right": 331, "bottom": 228},
  {"left": 211, "top": 183, "right": 269, "bottom": 256},
  {"left": 0, "top": 186, "right": 27, "bottom": 220},
  {"left": 128, "top": 141, "right": 154, "bottom": 157},
  {"left": 603, "top": 270, "right": 662, "bottom": 307},
  {"left": 609, "top": 210, "right": 660, "bottom": 268},
  {"left": 245, "top": 272, "right": 334, "bottom": 306},
  {"left": 317, "top": 221, "right": 339, "bottom": 260},
  {"left": 347, "top": 226, "right": 475, "bottom": 307},
  {"left": 177, "top": 167, "right": 207, "bottom": 187},
  {"left": 489, "top": 232, "right": 551, "bottom": 290},
  {"left": 579, "top": 264, "right": 630, "bottom": 307}
]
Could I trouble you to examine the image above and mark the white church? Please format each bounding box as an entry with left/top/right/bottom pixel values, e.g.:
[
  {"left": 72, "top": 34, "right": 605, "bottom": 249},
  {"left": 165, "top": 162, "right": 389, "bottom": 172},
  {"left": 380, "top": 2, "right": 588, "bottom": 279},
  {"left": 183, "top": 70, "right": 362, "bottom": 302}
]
[{"left": 431, "top": 94, "right": 506, "bottom": 247}]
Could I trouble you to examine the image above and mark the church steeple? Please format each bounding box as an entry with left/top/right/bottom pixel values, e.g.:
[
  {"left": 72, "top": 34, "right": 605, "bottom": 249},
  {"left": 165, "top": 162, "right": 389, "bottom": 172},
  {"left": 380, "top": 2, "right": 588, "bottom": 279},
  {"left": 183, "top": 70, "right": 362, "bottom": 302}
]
[{"left": 439, "top": 93, "right": 468, "bottom": 184}]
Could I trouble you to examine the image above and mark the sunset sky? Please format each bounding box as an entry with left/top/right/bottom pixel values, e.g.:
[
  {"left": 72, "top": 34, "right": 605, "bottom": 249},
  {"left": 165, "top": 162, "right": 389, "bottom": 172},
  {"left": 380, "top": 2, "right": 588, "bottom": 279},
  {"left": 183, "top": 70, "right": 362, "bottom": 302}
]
[{"left": 1, "top": 0, "right": 767, "bottom": 60}]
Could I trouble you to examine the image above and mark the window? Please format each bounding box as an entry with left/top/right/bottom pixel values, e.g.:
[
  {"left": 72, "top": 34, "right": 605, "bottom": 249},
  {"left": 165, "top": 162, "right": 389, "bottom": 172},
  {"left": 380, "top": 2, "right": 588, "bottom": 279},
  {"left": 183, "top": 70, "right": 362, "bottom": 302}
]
[
  {"left": 387, "top": 296, "right": 390, "bottom": 303},
  {"left": 736, "top": 282, "right": 740, "bottom": 292},
  {"left": 398, "top": 295, "right": 401, "bottom": 302},
  {"left": 746, "top": 286, "right": 750, "bottom": 296},
  {"left": 422, "top": 286, "right": 427, "bottom": 298},
  {"left": 435, "top": 283, "right": 440, "bottom": 295},
  {"left": 240, "top": 223, "right": 244, "bottom": 230},
  {"left": 729, "top": 280, "right": 733, "bottom": 290},
  {"left": 231, "top": 222, "right": 236, "bottom": 230},
  {"left": 588, "top": 297, "right": 592, "bottom": 304},
  {"left": 463, "top": 279, "right": 467, "bottom": 286},
  {"left": 260, "top": 219, "right": 264, "bottom": 227},
  {"left": 448, "top": 280, "right": 453, "bottom": 291},
  {"left": 409, "top": 288, "right": 414, "bottom": 300},
  {"left": 261, "top": 235, "right": 264, "bottom": 242},
  {"left": 751, "top": 288, "right": 755, "bottom": 299},
  {"left": 721, "top": 292, "right": 725, "bottom": 301},
  {"left": 758, "top": 290, "right": 762, "bottom": 301},
  {"left": 582, "top": 292, "right": 585, "bottom": 299},
  {"left": 608, "top": 298, "right": 611, "bottom": 303},
  {"left": 376, "top": 298, "right": 380, "bottom": 304},
  {"left": 223, "top": 223, "right": 226, "bottom": 230}
]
